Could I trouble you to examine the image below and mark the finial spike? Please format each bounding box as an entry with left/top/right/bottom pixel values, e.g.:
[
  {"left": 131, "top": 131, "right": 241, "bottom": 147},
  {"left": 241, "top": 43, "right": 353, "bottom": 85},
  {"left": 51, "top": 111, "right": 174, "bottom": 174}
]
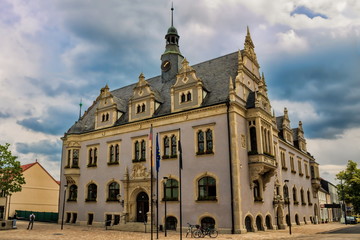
[
  {"left": 171, "top": 2, "right": 174, "bottom": 27},
  {"left": 79, "top": 98, "right": 83, "bottom": 120}
]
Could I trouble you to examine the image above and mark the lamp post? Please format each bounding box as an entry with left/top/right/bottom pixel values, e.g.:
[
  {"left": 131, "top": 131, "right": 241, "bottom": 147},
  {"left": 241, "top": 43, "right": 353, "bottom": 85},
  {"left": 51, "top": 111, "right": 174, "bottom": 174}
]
[
  {"left": 340, "top": 180, "right": 347, "bottom": 225},
  {"left": 163, "top": 177, "right": 168, "bottom": 237},
  {"left": 61, "top": 184, "right": 68, "bottom": 230},
  {"left": 284, "top": 180, "right": 291, "bottom": 235}
]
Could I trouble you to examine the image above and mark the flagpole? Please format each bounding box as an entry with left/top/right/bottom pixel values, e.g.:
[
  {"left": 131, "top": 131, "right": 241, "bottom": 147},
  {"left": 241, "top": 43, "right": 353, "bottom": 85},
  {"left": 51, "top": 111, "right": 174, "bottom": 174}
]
[
  {"left": 156, "top": 133, "right": 159, "bottom": 239},
  {"left": 150, "top": 124, "right": 154, "bottom": 240},
  {"left": 178, "top": 131, "right": 183, "bottom": 240}
]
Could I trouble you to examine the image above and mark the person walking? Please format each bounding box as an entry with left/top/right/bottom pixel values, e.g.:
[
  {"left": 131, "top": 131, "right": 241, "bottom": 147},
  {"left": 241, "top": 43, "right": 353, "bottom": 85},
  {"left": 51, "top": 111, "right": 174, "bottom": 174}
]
[
  {"left": 12, "top": 212, "right": 17, "bottom": 229},
  {"left": 27, "top": 213, "right": 35, "bottom": 230}
]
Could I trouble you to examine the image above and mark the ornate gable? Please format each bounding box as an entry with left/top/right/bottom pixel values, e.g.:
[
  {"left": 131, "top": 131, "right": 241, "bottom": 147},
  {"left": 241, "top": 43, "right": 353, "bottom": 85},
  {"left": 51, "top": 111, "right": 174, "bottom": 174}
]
[
  {"left": 170, "top": 58, "right": 208, "bottom": 112},
  {"left": 95, "top": 85, "right": 123, "bottom": 130},
  {"left": 128, "top": 73, "right": 161, "bottom": 121}
]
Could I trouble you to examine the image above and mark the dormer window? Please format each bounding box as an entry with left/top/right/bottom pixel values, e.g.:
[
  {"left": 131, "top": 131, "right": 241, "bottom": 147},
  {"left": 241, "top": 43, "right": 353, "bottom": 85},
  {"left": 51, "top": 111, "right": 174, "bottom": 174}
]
[
  {"left": 136, "top": 103, "right": 146, "bottom": 114},
  {"left": 180, "top": 91, "right": 192, "bottom": 103}
]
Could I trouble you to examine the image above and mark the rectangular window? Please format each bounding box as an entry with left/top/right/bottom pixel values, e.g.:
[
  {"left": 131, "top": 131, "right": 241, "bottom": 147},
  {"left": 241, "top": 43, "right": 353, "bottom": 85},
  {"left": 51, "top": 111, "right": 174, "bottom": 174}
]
[
  {"left": 72, "top": 149, "right": 79, "bottom": 168},
  {"left": 290, "top": 155, "right": 296, "bottom": 173},
  {"left": 0, "top": 206, "right": 4, "bottom": 220},
  {"left": 114, "top": 215, "right": 120, "bottom": 225},
  {"left": 305, "top": 163, "right": 310, "bottom": 178},
  {"left": 88, "top": 213, "right": 94, "bottom": 225},
  {"left": 132, "top": 137, "right": 147, "bottom": 162},
  {"left": 298, "top": 159, "right": 303, "bottom": 176},
  {"left": 280, "top": 150, "right": 287, "bottom": 170},
  {"left": 66, "top": 212, "right": 71, "bottom": 223},
  {"left": 71, "top": 213, "right": 77, "bottom": 223}
]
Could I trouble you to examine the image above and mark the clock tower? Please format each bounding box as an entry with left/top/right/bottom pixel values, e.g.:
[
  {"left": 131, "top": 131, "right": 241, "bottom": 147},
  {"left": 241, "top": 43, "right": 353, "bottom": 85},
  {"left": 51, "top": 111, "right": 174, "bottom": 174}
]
[{"left": 161, "top": 5, "right": 184, "bottom": 83}]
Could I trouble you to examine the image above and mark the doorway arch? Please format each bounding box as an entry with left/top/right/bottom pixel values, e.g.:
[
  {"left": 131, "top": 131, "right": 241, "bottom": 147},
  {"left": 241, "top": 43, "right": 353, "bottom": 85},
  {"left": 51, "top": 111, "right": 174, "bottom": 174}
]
[
  {"left": 245, "top": 215, "right": 253, "bottom": 232},
  {"left": 136, "top": 192, "right": 149, "bottom": 222},
  {"left": 265, "top": 215, "right": 273, "bottom": 230},
  {"left": 256, "top": 215, "right": 264, "bottom": 231}
]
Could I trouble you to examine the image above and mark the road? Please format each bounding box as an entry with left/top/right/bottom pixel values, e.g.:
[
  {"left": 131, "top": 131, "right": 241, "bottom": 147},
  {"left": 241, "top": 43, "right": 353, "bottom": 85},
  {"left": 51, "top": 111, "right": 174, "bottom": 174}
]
[{"left": 295, "top": 224, "right": 360, "bottom": 239}]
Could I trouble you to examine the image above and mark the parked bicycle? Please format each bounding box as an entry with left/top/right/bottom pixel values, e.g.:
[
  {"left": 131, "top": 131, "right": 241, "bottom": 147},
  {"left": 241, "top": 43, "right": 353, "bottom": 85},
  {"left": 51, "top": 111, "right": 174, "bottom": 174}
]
[
  {"left": 193, "top": 225, "right": 218, "bottom": 238},
  {"left": 186, "top": 223, "right": 199, "bottom": 238}
]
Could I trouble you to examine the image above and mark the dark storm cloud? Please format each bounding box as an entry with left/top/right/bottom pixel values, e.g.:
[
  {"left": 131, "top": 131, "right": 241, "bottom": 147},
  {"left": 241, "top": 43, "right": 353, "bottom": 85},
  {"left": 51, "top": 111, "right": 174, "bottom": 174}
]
[
  {"left": 291, "top": 6, "right": 328, "bottom": 19},
  {"left": 16, "top": 139, "right": 62, "bottom": 156},
  {"left": 17, "top": 106, "right": 78, "bottom": 135},
  {"left": 264, "top": 40, "right": 360, "bottom": 139}
]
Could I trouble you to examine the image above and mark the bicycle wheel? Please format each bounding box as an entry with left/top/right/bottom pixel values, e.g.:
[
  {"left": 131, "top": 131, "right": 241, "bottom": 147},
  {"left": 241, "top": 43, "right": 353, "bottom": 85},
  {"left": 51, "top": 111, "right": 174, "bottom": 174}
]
[
  {"left": 193, "top": 229, "right": 203, "bottom": 238},
  {"left": 209, "top": 229, "right": 218, "bottom": 238}
]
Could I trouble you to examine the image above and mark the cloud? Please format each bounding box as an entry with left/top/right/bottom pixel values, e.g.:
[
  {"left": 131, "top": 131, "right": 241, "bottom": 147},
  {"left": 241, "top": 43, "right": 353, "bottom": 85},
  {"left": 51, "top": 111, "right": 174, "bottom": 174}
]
[
  {"left": 264, "top": 38, "right": 360, "bottom": 139},
  {"left": 16, "top": 139, "right": 62, "bottom": 157},
  {"left": 291, "top": 6, "right": 328, "bottom": 19},
  {"left": 276, "top": 29, "right": 309, "bottom": 53},
  {"left": 0, "top": 112, "right": 11, "bottom": 118},
  {"left": 17, "top": 106, "right": 77, "bottom": 135}
]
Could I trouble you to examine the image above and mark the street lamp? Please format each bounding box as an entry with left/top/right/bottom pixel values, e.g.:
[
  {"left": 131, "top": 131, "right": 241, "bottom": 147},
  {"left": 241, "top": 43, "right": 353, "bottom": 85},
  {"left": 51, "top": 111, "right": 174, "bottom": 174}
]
[
  {"left": 61, "top": 184, "right": 68, "bottom": 230},
  {"left": 284, "top": 180, "right": 291, "bottom": 235},
  {"left": 163, "top": 177, "right": 168, "bottom": 237}
]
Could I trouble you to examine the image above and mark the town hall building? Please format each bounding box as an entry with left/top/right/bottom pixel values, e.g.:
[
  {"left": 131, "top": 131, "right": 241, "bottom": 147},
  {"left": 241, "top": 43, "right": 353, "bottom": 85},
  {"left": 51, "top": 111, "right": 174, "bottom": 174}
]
[{"left": 59, "top": 10, "right": 321, "bottom": 234}]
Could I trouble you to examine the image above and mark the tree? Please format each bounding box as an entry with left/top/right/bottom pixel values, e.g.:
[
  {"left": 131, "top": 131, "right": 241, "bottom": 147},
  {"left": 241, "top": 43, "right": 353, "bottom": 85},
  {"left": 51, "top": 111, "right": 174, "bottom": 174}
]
[
  {"left": 0, "top": 143, "right": 26, "bottom": 196},
  {"left": 336, "top": 160, "right": 360, "bottom": 214}
]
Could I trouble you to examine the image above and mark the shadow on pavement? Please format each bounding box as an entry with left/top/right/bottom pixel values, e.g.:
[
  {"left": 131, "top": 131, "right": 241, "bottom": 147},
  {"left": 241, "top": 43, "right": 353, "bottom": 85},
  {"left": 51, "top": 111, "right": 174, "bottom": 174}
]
[{"left": 319, "top": 224, "right": 360, "bottom": 234}]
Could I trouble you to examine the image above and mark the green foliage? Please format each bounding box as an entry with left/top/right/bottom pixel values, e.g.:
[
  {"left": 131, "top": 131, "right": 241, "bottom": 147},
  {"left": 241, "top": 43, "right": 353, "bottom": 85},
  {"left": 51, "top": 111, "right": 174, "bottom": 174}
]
[
  {"left": 0, "top": 143, "right": 26, "bottom": 196},
  {"left": 336, "top": 160, "right": 360, "bottom": 214}
]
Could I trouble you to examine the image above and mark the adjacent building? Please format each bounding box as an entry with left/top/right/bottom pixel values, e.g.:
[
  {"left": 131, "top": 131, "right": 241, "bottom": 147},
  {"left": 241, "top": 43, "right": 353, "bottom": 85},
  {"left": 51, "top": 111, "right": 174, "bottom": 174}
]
[
  {"left": 59, "top": 13, "right": 321, "bottom": 233},
  {"left": 1, "top": 161, "right": 60, "bottom": 220}
]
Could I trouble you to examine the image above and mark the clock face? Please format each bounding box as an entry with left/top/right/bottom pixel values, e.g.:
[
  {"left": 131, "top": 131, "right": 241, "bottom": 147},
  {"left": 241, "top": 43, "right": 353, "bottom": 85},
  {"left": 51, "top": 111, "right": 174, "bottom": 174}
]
[{"left": 161, "top": 60, "right": 171, "bottom": 72}]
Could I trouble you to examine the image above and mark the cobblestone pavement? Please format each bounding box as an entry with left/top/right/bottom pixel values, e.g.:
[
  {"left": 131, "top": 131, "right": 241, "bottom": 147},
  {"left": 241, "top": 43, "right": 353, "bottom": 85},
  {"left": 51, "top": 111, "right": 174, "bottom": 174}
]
[{"left": 0, "top": 221, "right": 358, "bottom": 240}]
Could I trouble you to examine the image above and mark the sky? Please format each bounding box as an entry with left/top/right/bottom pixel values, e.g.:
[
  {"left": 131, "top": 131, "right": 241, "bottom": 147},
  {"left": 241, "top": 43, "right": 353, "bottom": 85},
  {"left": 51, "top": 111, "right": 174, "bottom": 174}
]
[{"left": 0, "top": 0, "right": 359, "bottom": 184}]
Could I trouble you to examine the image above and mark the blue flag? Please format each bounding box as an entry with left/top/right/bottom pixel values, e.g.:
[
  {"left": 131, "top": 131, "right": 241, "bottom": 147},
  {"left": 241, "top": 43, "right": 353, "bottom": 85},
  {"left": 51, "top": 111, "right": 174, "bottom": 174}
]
[{"left": 156, "top": 133, "right": 160, "bottom": 172}]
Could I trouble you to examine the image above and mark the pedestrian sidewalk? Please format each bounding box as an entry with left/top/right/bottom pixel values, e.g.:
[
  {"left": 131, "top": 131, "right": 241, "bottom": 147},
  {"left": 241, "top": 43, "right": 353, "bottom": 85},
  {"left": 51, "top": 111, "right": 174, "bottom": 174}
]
[{"left": 0, "top": 221, "right": 351, "bottom": 240}]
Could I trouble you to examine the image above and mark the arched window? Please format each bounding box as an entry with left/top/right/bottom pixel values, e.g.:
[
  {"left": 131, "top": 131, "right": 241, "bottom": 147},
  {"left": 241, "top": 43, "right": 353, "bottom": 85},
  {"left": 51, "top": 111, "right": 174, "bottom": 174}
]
[
  {"left": 256, "top": 215, "right": 264, "bottom": 231},
  {"left": 166, "top": 216, "right": 177, "bottom": 230},
  {"left": 141, "top": 140, "right": 146, "bottom": 160},
  {"left": 307, "top": 190, "right": 312, "bottom": 204},
  {"left": 292, "top": 187, "right": 298, "bottom": 204},
  {"left": 300, "top": 189, "right": 305, "bottom": 205},
  {"left": 197, "top": 130, "right": 205, "bottom": 154},
  {"left": 187, "top": 92, "right": 192, "bottom": 101},
  {"left": 115, "top": 144, "right": 119, "bottom": 162},
  {"left": 171, "top": 135, "right": 177, "bottom": 157},
  {"left": 201, "top": 217, "right": 215, "bottom": 229},
  {"left": 109, "top": 145, "right": 114, "bottom": 163},
  {"left": 164, "top": 136, "right": 170, "bottom": 157},
  {"left": 134, "top": 141, "right": 140, "bottom": 161},
  {"left": 181, "top": 93, "right": 186, "bottom": 103},
  {"left": 206, "top": 129, "right": 213, "bottom": 153},
  {"left": 106, "top": 113, "right": 109, "bottom": 121},
  {"left": 164, "top": 179, "right": 178, "bottom": 201},
  {"left": 141, "top": 103, "right": 145, "bottom": 112},
  {"left": 108, "top": 182, "right": 120, "bottom": 201},
  {"left": 253, "top": 180, "right": 262, "bottom": 201},
  {"left": 198, "top": 176, "right": 216, "bottom": 201},
  {"left": 137, "top": 105, "right": 141, "bottom": 113},
  {"left": 250, "top": 127, "right": 257, "bottom": 153},
  {"left": 87, "top": 183, "right": 97, "bottom": 201},
  {"left": 68, "top": 185, "right": 77, "bottom": 201}
]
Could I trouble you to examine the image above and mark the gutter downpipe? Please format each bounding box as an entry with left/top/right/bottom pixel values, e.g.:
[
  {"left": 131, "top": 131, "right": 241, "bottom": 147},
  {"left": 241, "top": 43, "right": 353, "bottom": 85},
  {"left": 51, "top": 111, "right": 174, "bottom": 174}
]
[{"left": 226, "top": 99, "right": 235, "bottom": 234}]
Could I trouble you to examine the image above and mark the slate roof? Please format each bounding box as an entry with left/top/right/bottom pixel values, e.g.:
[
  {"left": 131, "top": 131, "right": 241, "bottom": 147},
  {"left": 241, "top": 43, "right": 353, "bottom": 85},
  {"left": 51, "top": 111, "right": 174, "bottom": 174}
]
[{"left": 67, "top": 52, "right": 238, "bottom": 135}]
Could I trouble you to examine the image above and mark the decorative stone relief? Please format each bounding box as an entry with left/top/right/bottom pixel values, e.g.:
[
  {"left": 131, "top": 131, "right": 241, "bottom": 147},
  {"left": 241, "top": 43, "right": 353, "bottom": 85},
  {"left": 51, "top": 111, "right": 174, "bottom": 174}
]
[{"left": 130, "top": 163, "right": 150, "bottom": 180}]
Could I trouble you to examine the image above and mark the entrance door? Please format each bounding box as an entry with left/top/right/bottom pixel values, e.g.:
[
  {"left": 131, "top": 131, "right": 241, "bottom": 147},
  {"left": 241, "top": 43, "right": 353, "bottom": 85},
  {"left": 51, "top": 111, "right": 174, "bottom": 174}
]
[{"left": 136, "top": 192, "right": 149, "bottom": 222}]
